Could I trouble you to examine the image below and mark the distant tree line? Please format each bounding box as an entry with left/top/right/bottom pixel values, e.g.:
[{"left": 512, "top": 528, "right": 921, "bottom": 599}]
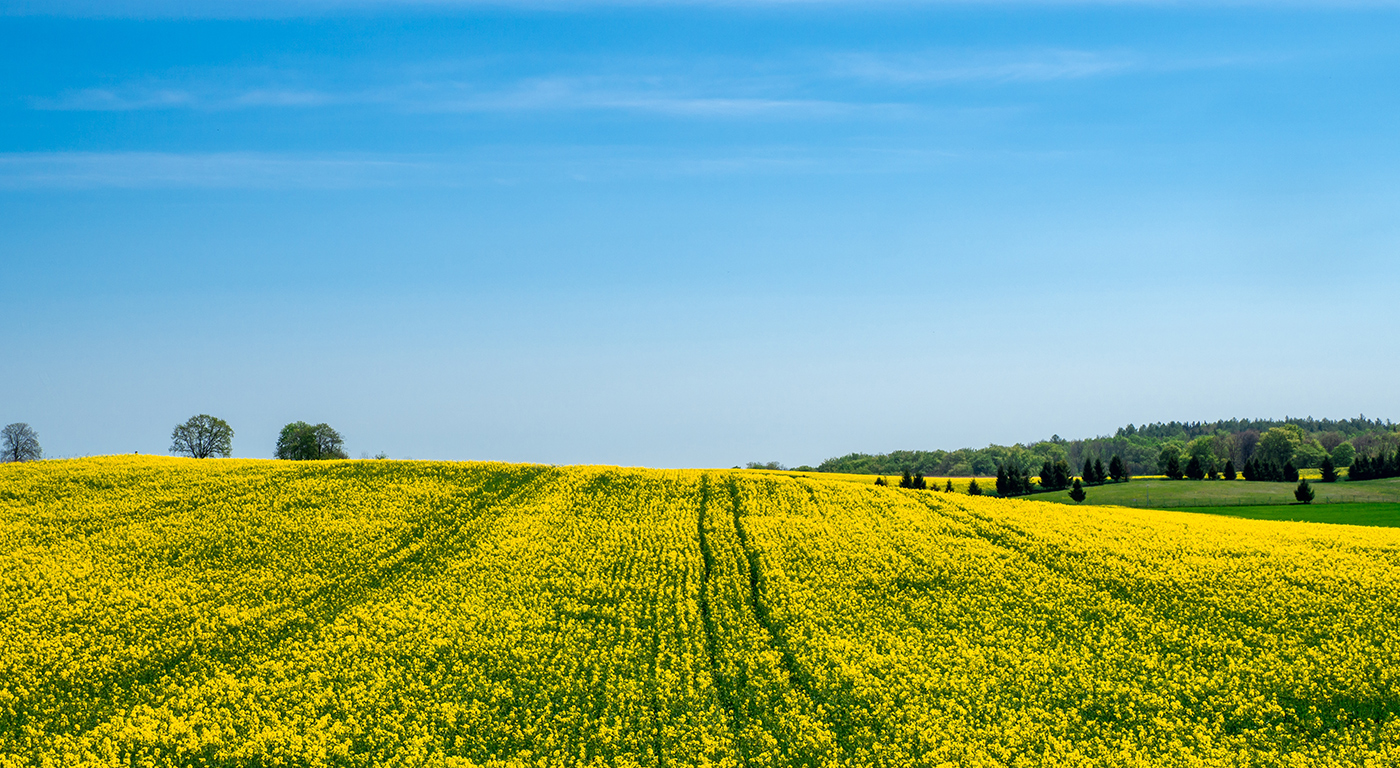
[
  {"left": 994, "top": 454, "right": 1130, "bottom": 497},
  {"left": 815, "top": 416, "right": 1396, "bottom": 479},
  {"left": 872, "top": 472, "right": 982, "bottom": 496},
  {"left": 1147, "top": 423, "right": 1394, "bottom": 484},
  {"left": 1347, "top": 448, "right": 1400, "bottom": 481}
]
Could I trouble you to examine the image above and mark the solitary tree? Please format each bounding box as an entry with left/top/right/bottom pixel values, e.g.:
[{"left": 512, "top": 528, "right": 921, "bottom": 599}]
[
  {"left": 944, "top": 479, "right": 954, "bottom": 492},
  {"left": 874, "top": 476, "right": 888, "bottom": 487},
  {"left": 275, "top": 421, "right": 348, "bottom": 461},
  {"left": 966, "top": 478, "right": 982, "bottom": 495},
  {"left": 900, "top": 468, "right": 914, "bottom": 489},
  {"left": 1320, "top": 455, "right": 1337, "bottom": 483},
  {"left": 170, "top": 414, "right": 233, "bottom": 459},
  {"left": 1068, "top": 478, "right": 1086, "bottom": 502},
  {"left": 1, "top": 423, "right": 41, "bottom": 462},
  {"left": 1294, "top": 478, "right": 1315, "bottom": 504}
]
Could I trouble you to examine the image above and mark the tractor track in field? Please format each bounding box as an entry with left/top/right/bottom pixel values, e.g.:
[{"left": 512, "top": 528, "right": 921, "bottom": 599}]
[
  {"left": 723, "top": 477, "right": 858, "bottom": 763},
  {"left": 695, "top": 476, "right": 753, "bottom": 768}
]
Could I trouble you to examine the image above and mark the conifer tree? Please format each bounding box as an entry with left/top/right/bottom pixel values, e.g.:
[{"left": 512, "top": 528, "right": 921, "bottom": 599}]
[
  {"left": 1320, "top": 455, "right": 1337, "bottom": 483},
  {"left": 1223, "top": 459, "right": 1237, "bottom": 480},
  {"left": 1094, "top": 458, "right": 1106, "bottom": 485},
  {"left": 1294, "top": 478, "right": 1315, "bottom": 504},
  {"left": 1165, "top": 453, "right": 1183, "bottom": 480},
  {"left": 1283, "top": 462, "right": 1299, "bottom": 482},
  {"left": 967, "top": 478, "right": 982, "bottom": 495},
  {"left": 1185, "top": 455, "right": 1205, "bottom": 481},
  {"left": 996, "top": 465, "right": 1009, "bottom": 496},
  {"left": 1082, "top": 458, "right": 1094, "bottom": 485},
  {"left": 913, "top": 472, "right": 927, "bottom": 490},
  {"left": 874, "top": 476, "right": 887, "bottom": 487},
  {"left": 1040, "top": 461, "right": 1055, "bottom": 491},
  {"left": 1109, "top": 455, "right": 1127, "bottom": 482},
  {"left": 900, "top": 469, "right": 913, "bottom": 489},
  {"left": 1069, "top": 478, "right": 1086, "bottom": 502},
  {"left": 945, "top": 479, "right": 954, "bottom": 492}
]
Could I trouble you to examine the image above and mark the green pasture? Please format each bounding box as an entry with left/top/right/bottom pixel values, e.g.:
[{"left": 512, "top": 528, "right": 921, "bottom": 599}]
[
  {"left": 1033, "top": 476, "right": 1400, "bottom": 507},
  {"left": 1166, "top": 502, "right": 1400, "bottom": 529}
]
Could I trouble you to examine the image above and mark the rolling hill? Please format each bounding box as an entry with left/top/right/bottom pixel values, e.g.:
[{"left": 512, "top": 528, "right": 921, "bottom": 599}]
[{"left": 1, "top": 456, "right": 1397, "bottom": 766}]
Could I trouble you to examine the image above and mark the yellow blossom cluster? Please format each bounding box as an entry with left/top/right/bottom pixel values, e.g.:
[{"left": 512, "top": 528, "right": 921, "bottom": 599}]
[{"left": 0, "top": 456, "right": 1396, "bottom": 767}]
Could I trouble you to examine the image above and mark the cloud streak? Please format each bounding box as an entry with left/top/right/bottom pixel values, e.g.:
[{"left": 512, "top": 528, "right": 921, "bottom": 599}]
[
  {"left": 835, "top": 49, "right": 1133, "bottom": 84},
  {"left": 0, "top": 146, "right": 994, "bottom": 188},
  {"left": 0, "top": 152, "right": 438, "bottom": 189},
  {"left": 33, "top": 75, "right": 903, "bottom": 120}
]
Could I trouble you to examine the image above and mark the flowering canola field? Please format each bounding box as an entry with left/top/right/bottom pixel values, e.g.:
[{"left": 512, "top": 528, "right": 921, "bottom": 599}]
[{"left": 0, "top": 456, "right": 1397, "bottom": 767}]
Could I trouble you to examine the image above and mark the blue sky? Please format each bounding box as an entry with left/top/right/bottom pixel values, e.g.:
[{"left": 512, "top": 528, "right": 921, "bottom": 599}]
[{"left": 3, "top": 1, "right": 1399, "bottom": 466}]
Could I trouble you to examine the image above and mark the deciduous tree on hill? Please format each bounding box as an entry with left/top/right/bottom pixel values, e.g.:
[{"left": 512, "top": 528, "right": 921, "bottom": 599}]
[
  {"left": 275, "top": 422, "right": 347, "bottom": 461},
  {"left": 170, "top": 414, "right": 233, "bottom": 459},
  {"left": 1, "top": 423, "right": 41, "bottom": 462}
]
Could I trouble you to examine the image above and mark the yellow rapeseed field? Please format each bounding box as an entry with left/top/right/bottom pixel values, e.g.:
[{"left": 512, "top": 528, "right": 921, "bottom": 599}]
[{"left": 0, "top": 456, "right": 1396, "bottom": 767}]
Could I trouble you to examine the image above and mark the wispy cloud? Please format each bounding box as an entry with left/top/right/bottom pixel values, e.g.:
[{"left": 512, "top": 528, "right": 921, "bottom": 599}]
[
  {"left": 408, "top": 76, "right": 892, "bottom": 118},
  {"left": 835, "top": 49, "right": 1133, "bottom": 84},
  {"left": 0, "top": 152, "right": 436, "bottom": 188},
  {"left": 32, "top": 74, "right": 901, "bottom": 120},
  {"left": 34, "top": 86, "right": 345, "bottom": 111},
  {"left": 0, "top": 146, "right": 999, "bottom": 189}
]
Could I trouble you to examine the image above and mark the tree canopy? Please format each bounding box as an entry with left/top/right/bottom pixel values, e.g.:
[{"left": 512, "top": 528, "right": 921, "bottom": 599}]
[
  {"left": 813, "top": 416, "right": 1393, "bottom": 477},
  {"left": 170, "top": 414, "right": 233, "bottom": 459},
  {"left": 1, "top": 423, "right": 41, "bottom": 463},
  {"left": 275, "top": 422, "right": 348, "bottom": 461}
]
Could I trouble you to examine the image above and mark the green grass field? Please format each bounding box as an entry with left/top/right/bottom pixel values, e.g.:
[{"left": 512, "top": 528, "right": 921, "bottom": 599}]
[
  {"left": 1172, "top": 502, "right": 1400, "bottom": 528},
  {"left": 1033, "top": 476, "right": 1400, "bottom": 507}
]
